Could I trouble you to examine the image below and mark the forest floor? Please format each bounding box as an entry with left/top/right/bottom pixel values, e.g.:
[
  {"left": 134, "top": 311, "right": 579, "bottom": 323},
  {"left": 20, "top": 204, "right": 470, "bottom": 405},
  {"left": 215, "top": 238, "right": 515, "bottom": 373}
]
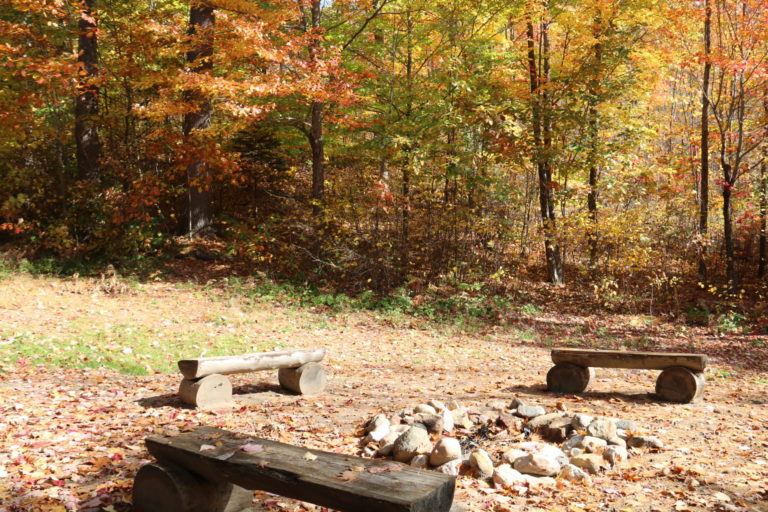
[{"left": 1, "top": 264, "right": 767, "bottom": 511}]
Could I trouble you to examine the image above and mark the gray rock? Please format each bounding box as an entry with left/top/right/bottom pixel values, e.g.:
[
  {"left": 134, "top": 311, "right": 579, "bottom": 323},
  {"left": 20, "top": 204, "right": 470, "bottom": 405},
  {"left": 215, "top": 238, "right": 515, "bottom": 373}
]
[
  {"left": 568, "top": 447, "right": 584, "bottom": 457},
  {"left": 410, "top": 454, "right": 430, "bottom": 469},
  {"left": 627, "top": 435, "right": 663, "bottom": 450},
  {"left": 450, "top": 408, "right": 472, "bottom": 429},
  {"left": 613, "top": 419, "right": 636, "bottom": 431},
  {"left": 469, "top": 449, "right": 494, "bottom": 479},
  {"left": 435, "top": 458, "right": 462, "bottom": 476},
  {"left": 492, "top": 464, "right": 526, "bottom": 488},
  {"left": 365, "top": 414, "right": 390, "bottom": 433},
  {"left": 497, "top": 412, "right": 524, "bottom": 431},
  {"left": 413, "top": 413, "right": 444, "bottom": 434},
  {"left": 414, "top": 403, "right": 437, "bottom": 415},
  {"left": 390, "top": 424, "right": 410, "bottom": 434},
  {"left": 507, "top": 442, "right": 568, "bottom": 465},
  {"left": 501, "top": 448, "right": 528, "bottom": 465},
  {"left": 528, "top": 412, "right": 566, "bottom": 430},
  {"left": 513, "top": 452, "right": 561, "bottom": 477},
  {"left": 392, "top": 426, "right": 432, "bottom": 462},
  {"left": 516, "top": 405, "right": 546, "bottom": 418},
  {"left": 603, "top": 445, "right": 628, "bottom": 467},
  {"left": 564, "top": 434, "right": 585, "bottom": 450},
  {"left": 398, "top": 407, "right": 414, "bottom": 417},
  {"left": 580, "top": 436, "right": 607, "bottom": 453},
  {"left": 429, "top": 438, "right": 462, "bottom": 466},
  {"left": 376, "top": 431, "right": 401, "bottom": 456},
  {"left": 542, "top": 416, "right": 573, "bottom": 442},
  {"left": 607, "top": 436, "right": 626, "bottom": 448},
  {"left": 428, "top": 399, "right": 447, "bottom": 412},
  {"left": 445, "top": 400, "right": 461, "bottom": 411},
  {"left": 521, "top": 474, "right": 556, "bottom": 488},
  {"left": 441, "top": 409, "right": 455, "bottom": 433},
  {"left": 586, "top": 418, "right": 617, "bottom": 441},
  {"left": 558, "top": 463, "right": 592, "bottom": 483},
  {"left": 486, "top": 400, "right": 508, "bottom": 411},
  {"left": 367, "top": 424, "right": 390, "bottom": 442},
  {"left": 569, "top": 454, "right": 605, "bottom": 474},
  {"left": 571, "top": 413, "right": 594, "bottom": 430},
  {"left": 510, "top": 397, "right": 526, "bottom": 409}
]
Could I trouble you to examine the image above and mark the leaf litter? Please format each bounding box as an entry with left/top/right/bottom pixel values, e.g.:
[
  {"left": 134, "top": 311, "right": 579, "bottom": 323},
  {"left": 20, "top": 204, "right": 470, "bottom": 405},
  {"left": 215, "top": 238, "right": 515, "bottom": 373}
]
[{"left": 0, "top": 274, "right": 766, "bottom": 511}]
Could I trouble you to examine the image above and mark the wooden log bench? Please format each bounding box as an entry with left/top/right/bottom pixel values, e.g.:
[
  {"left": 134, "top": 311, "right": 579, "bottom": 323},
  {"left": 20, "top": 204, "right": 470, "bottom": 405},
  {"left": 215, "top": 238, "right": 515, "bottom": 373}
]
[
  {"left": 546, "top": 349, "right": 708, "bottom": 403},
  {"left": 132, "top": 426, "right": 456, "bottom": 512},
  {"left": 177, "top": 348, "right": 327, "bottom": 409}
]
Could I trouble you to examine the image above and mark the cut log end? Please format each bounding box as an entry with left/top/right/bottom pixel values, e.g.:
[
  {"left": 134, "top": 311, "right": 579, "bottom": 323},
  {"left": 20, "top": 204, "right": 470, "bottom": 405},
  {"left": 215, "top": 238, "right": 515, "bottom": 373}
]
[
  {"left": 546, "top": 363, "right": 594, "bottom": 394},
  {"left": 655, "top": 367, "right": 705, "bottom": 403},
  {"left": 133, "top": 462, "right": 252, "bottom": 512},
  {"left": 278, "top": 362, "right": 327, "bottom": 395},
  {"left": 178, "top": 374, "right": 234, "bottom": 410}
]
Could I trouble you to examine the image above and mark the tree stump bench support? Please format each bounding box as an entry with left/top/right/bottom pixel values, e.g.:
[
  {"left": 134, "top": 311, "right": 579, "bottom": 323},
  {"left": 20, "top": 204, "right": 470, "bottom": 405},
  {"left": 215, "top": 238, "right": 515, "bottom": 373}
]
[
  {"left": 177, "top": 348, "right": 327, "bottom": 409},
  {"left": 546, "top": 349, "right": 708, "bottom": 403},
  {"left": 132, "top": 426, "right": 456, "bottom": 512}
]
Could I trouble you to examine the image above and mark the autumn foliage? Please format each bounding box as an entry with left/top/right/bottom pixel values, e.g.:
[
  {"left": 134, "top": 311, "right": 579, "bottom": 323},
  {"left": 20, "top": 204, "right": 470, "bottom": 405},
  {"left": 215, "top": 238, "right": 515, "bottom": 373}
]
[{"left": 1, "top": 0, "right": 767, "bottom": 300}]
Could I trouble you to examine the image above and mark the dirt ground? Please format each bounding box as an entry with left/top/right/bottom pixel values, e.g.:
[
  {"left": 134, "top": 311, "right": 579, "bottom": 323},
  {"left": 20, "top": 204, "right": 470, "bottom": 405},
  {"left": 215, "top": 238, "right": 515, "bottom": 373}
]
[{"left": 1, "top": 273, "right": 767, "bottom": 511}]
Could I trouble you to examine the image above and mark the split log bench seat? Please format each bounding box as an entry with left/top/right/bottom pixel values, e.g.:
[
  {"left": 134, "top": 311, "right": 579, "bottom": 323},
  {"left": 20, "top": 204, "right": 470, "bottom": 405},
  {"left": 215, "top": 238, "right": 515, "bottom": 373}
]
[
  {"left": 178, "top": 348, "right": 327, "bottom": 409},
  {"left": 132, "top": 426, "right": 456, "bottom": 512},
  {"left": 546, "top": 348, "right": 708, "bottom": 403}
]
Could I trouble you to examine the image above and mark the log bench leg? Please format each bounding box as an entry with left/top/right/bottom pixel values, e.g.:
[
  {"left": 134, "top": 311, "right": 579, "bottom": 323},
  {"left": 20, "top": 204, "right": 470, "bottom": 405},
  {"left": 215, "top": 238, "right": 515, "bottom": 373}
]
[
  {"left": 546, "top": 363, "right": 594, "bottom": 394},
  {"left": 133, "top": 462, "right": 253, "bottom": 512},
  {"left": 278, "top": 362, "right": 327, "bottom": 395},
  {"left": 655, "top": 366, "right": 705, "bottom": 403},
  {"left": 178, "top": 374, "right": 234, "bottom": 409}
]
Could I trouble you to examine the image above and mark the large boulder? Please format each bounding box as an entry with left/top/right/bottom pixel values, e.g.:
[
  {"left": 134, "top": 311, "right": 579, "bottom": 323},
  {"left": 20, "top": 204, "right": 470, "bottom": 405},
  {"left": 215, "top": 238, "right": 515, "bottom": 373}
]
[
  {"left": 469, "top": 449, "right": 494, "bottom": 479},
  {"left": 569, "top": 454, "right": 606, "bottom": 474},
  {"left": 429, "top": 438, "right": 462, "bottom": 466},
  {"left": 492, "top": 464, "right": 526, "bottom": 488},
  {"left": 586, "top": 418, "right": 617, "bottom": 441},
  {"left": 392, "top": 426, "right": 432, "bottom": 462},
  {"left": 513, "top": 452, "right": 562, "bottom": 477},
  {"left": 627, "top": 435, "right": 663, "bottom": 450}
]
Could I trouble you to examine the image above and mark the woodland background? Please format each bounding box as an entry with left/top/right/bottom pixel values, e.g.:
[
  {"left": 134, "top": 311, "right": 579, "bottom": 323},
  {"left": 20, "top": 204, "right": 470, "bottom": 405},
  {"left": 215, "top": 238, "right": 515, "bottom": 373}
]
[{"left": 2, "top": 0, "right": 768, "bottom": 322}]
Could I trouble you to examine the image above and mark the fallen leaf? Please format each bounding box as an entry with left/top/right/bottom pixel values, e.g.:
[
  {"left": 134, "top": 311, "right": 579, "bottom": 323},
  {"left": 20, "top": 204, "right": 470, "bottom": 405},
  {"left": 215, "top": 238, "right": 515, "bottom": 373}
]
[
  {"left": 339, "top": 470, "right": 360, "bottom": 482},
  {"left": 368, "top": 463, "right": 403, "bottom": 474},
  {"left": 240, "top": 443, "right": 264, "bottom": 453}
]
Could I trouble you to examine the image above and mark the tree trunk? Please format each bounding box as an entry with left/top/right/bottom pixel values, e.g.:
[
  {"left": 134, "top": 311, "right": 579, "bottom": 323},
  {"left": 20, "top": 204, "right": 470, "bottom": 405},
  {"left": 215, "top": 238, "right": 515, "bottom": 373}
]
[
  {"left": 722, "top": 164, "right": 735, "bottom": 288},
  {"left": 759, "top": 153, "right": 767, "bottom": 278},
  {"left": 75, "top": 0, "right": 101, "bottom": 182},
  {"left": 587, "top": 14, "right": 602, "bottom": 276},
  {"left": 309, "top": 0, "right": 324, "bottom": 214},
  {"left": 527, "top": 16, "right": 563, "bottom": 285},
  {"left": 180, "top": 3, "right": 214, "bottom": 237},
  {"left": 759, "top": 90, "right": 767, "bottom": 278},
  {"left": 310, "top": 100, "right": 324, "bottom": 213},
  {"left": 399, "top": 10, "right": 414, "bottom": 280},
  {"left": 698, "top": 0, "right": 712, "bottom": 284}
]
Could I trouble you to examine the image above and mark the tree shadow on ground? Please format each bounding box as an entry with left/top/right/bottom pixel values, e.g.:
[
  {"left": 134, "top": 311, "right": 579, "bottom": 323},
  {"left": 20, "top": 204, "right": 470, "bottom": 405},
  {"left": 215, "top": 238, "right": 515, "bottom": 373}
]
[
  {"left": 503, "top": 383, "right": 658, "bottom": 405},
  {"left": 136, "top": 392, "right": 191, "bottom": 409},
  {"left": 135, "top": 382, "right": 295, "bottom": 410}
]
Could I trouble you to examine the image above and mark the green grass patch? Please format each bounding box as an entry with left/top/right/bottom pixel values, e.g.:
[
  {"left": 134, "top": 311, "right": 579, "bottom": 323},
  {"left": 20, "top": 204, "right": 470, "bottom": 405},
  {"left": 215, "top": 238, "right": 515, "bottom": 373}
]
[{"left": 0, "top": 325, "right": 275, "bottom": 375}]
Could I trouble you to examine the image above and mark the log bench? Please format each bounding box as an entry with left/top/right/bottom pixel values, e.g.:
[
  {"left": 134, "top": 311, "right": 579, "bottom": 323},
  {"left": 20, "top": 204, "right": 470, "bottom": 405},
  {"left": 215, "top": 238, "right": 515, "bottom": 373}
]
[
  {"left": 177, "top": 348, "right": 327, "bottom": 409},
  {"left": 132, "top": 426, "right": 456, "bottom": 512},
  {"left": 546, "top": 349, "right": 708, "bottom": 403}
]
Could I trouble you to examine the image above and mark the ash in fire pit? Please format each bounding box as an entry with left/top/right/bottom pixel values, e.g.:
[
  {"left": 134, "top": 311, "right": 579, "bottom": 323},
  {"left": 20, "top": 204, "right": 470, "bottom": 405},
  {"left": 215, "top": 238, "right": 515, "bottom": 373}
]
[{"left": 358, "top": 397, "right": 664, "bottom": 493}]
